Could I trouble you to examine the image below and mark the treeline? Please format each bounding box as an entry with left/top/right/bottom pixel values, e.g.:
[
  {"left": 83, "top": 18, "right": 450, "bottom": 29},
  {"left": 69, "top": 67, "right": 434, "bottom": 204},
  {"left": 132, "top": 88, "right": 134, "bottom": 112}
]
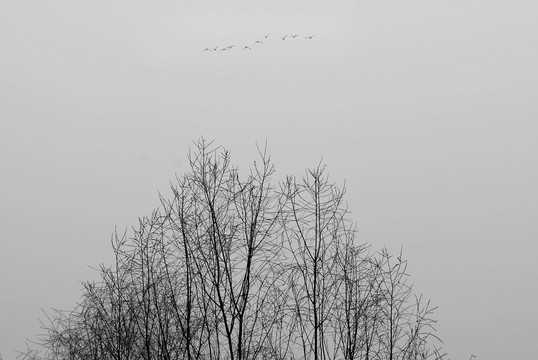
[{"left": 21, "top": 139, "right": 445, "bottom": 360}]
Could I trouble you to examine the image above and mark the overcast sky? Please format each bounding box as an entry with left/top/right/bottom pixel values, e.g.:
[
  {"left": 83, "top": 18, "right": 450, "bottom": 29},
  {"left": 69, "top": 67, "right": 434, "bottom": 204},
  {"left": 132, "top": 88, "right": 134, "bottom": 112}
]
[{"left": 1, "top": 1, "right": 537, "bottom": 359}]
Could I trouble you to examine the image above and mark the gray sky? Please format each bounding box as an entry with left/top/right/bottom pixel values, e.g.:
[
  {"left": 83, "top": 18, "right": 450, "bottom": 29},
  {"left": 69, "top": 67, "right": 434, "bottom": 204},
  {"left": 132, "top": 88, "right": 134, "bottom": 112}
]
[{"left": 1, "top": 1, "right": 537, "bottom": 359}]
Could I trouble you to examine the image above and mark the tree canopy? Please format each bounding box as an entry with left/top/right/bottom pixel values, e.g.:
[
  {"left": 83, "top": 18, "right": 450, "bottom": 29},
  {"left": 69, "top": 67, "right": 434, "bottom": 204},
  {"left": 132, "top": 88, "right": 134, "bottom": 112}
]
[{"left": 21, "top": 139, "right": 446, "bottom": 360}]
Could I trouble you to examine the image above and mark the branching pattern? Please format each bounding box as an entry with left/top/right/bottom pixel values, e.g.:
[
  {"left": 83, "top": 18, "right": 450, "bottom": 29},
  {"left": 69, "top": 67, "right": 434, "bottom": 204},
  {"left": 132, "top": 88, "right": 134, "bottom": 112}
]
[{"left": 20, "top": 139, "right": 447, "bottom": 360}]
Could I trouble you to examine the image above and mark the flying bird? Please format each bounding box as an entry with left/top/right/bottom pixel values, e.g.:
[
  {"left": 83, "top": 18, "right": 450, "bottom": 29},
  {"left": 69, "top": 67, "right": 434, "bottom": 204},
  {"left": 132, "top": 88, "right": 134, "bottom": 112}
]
[
  {"left": 264, "top": 33, "right": 270, "bottom": 38},
  {"left": 305, "top": 35, "right": 315, "bottom": 39},
  {"left": 201, "top": 48, "right": 211, "bottom": 52},
  {"left": 253, "top": 40, "right": 263, "bottom": 45},
  {"left": 290, "top": 34, "right": 299, "bottom": 38},
  {"left": 243, "top": 46, "right": 251, "bottom": 50},
  {"left": 281, "top": 35, "right": 287, "bottom": 40}
]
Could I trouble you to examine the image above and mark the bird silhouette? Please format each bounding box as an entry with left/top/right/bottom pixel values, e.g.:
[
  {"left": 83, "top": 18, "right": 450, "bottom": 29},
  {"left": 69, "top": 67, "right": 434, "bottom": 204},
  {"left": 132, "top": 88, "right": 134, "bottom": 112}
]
[{"left": 199, "top": 32, "right": 318, "bottom": 53}]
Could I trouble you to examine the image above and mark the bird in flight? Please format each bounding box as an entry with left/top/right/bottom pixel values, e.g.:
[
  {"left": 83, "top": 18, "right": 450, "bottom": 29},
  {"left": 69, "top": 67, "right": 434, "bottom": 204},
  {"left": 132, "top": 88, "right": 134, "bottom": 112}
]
[{"left": 200, "top": 33, "right": 318, "bottom": 53}]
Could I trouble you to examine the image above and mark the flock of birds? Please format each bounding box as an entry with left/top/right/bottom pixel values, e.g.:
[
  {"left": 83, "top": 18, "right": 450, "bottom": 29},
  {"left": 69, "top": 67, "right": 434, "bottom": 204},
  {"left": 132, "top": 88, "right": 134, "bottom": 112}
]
[{"left": 201, "top": 33, "right": 315, "bottom": 53}]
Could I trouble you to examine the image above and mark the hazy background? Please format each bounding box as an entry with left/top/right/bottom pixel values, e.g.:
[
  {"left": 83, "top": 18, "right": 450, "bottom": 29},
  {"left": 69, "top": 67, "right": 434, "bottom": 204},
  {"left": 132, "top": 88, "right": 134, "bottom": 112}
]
[{"left": 1, "top": 1, "right": 537, "bottom": 359}]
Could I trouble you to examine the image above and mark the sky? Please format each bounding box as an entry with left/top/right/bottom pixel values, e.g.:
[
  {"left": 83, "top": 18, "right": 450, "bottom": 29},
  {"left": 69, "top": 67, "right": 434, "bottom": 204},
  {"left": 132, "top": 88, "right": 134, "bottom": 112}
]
[{"left": 1, "top": 1, "right": 537, "bottom": 359}]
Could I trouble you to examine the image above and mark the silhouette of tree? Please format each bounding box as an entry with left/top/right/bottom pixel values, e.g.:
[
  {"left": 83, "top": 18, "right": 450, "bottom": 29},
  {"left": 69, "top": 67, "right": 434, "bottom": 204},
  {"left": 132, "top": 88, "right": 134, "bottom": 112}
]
[{"left": 19, "top": 138, "right": 447, "bottom": 360}]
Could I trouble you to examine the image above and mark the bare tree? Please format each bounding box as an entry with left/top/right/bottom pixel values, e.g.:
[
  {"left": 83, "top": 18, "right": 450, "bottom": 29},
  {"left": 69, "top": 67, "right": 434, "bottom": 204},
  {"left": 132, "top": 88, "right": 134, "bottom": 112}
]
[
  {"left": 21, "top": 138, "right": 449, "bottom": 360},
  {"left": 160, "top": 139, "right": 286, "bottom": 360},
  {"left": 280, "top": 164, "right": 348, "bottom": 360}
]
